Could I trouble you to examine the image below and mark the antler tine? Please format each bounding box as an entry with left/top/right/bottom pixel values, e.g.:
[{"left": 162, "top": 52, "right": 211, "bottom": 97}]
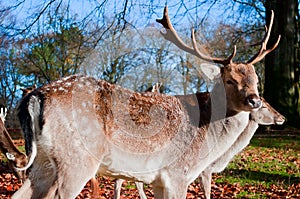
[
  {"left": 190, "top": 29, "right": 230, "bottom": 64},
  {"left": 247, "top": 10, "right": 281, "bottom": 64},
  {"left": 156, "top": 7, "right": 198, "bottom": 57},
  {"left": 156, "top": 6, "right": 235, "bottom": 65},
  {"left": 228, "top": 45, "right": 237, "bottom": 64}
]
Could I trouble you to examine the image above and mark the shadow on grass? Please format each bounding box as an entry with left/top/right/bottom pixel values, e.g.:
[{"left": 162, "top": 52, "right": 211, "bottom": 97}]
[
  {"left": 250, "top": 136, "right": 300, "bottom": 151},
  {"left": 226, "top": 169, "right": 300, "bottom": 186}
]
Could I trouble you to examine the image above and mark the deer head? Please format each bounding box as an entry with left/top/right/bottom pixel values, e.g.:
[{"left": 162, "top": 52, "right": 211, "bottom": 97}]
[
  {"left": 251, "top": 97, "right": 285, "bottom": 125},
  {"left": 156, "top": 6, "right": 280, "bottom": 114}
]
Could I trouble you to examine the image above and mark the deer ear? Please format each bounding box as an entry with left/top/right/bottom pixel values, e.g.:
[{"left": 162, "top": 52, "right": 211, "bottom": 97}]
[{"left": 200, "top": 63, "right": 221, "bottom": 81}]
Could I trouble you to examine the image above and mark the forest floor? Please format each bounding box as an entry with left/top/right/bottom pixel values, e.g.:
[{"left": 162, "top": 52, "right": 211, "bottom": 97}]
[{"left": 1, "top": 135, "right": 299, "bottom": 199}]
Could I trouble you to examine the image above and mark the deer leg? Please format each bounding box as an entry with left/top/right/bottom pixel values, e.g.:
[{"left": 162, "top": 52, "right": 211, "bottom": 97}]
[
  {"left": 153, "top": 185, "right": 164, "bottom": 199},
  {"left": 55, "top": 156, "right": 100, "bottom": 199},
  {"left": 135, "top": 181, "right": 147, "bottom": 199},
  {"left": 12, "top": 154, "right": 58, "bottom": 199},
  {"left": 165, "top": 186, "right": 187, "bottom": 199},
  {"left": 200, "top": 169, "right": 212, "bottom": 199},
  {"left": 90, "top": 177, "right": 100, "bottom": 199},
  {"left": 153, "top": 184, "right": 187, "bottom": 199},
  {"left": 113, "top": 178, "right": 125, "bottom": 199},
  {"left": 152, "top": 175, "right": 188, "bottom": 199}
]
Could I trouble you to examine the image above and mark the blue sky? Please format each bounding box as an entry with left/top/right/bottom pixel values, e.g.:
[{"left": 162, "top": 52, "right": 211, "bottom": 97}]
[{"left": 1, "top": 0, "right": 265, "bottom": 32}]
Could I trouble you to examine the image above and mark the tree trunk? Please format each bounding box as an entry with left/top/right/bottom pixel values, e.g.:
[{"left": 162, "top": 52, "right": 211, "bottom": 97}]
[{"left": 264, "top": 0, "right": 300, "bottom": 128}]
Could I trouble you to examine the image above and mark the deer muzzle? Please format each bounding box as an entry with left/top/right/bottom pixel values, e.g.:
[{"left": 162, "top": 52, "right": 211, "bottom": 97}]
[{"left": 275, "top": 115, "right": 285, "bottom": 125}]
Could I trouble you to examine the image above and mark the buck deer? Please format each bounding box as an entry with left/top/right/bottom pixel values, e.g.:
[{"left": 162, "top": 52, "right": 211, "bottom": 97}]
[
  {"left": 13, "top": 6, "right": 280, "bottom": 199},
  {"left": 0, "top": 104, "right": 28, "bottom": 182}
]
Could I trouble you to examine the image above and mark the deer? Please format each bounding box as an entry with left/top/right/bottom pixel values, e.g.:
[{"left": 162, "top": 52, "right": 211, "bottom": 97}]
[
  {"left": 12, "top": 6, "right": 280, "bottom": 199},
  {"left": 198, "top": 97, "right": 284, "bottom": 199},
  {"left": 175, "top": 93, "right": 286, "bottom": 199},
  {"left": 0, "top": 104, "right": 28, "bottom": 183}
]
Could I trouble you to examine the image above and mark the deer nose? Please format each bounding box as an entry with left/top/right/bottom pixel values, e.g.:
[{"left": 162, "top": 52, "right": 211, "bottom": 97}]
[{"left": 247, "top": 94, "right": 262, "bottom": 109}]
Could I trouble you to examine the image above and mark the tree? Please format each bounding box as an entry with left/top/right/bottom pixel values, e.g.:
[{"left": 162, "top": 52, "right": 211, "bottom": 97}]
[
  {"left": 264, "top": 0, "right": 300, "bottom": 127},
  {"left": 16, "top": 12, "right": 89, "bottom": 84},
  {"left": 0, "top": 36, "right": 25, "bottom": 128}
]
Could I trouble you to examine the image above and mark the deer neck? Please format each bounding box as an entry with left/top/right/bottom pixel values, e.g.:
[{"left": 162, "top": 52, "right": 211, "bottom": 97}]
[
  {"left": 198, "top": 81, "right": 234, "bottom": 126},
  {"left": 177, "top": 80, "right": 248, "bottom": 127},
  {"left": 211, "top": 81, "right": 241, "bottom": 117}
]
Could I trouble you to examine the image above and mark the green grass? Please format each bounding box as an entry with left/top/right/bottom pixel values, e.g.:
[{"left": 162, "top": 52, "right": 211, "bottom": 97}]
[
  {"left": 17, "top": 145, "right": 26, "bottom": 153},
  {"left": 250, "top": 136, "right": 300, "bottom": 150},
  {"left": 214, "top": 135, "right": 300, "bottom": 198}
]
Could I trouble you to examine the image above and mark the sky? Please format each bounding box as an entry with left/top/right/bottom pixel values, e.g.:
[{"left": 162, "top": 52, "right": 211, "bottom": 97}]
[{"left": 1, "top": 0, "right": 265, "bottom": 32}]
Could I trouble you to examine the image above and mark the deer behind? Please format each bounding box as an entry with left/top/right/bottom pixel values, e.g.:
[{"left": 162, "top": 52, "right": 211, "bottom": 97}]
[{"left": 199, "top": 97, "right": 285, "bottom": 199}]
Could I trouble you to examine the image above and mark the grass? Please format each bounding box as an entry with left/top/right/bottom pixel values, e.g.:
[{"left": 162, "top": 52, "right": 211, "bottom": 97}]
[
  {"left": 214, "top": 135, "right": 300, "bottom": 198},
  {"left": 17, "top": 145, "right": 26, "bottom": 153},
  {"left": 250, "top": 136, "right": 300, "bottom": 150}
]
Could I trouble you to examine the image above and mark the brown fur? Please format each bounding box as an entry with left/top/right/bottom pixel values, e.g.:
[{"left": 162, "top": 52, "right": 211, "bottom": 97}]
[
  {"left": 221, "top": 63, "right": 260, "bottom": 114},
  {"left": 94, "top": 86, "right": 185, "bottom": 153}
]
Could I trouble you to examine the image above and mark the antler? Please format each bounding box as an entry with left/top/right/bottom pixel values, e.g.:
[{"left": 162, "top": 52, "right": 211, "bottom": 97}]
[
  {"left": 247, "top": 10, "right": 281, "bottom": 64},
  {"left": 156, "top": 6, "right": 236, "bottom": 66}
]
